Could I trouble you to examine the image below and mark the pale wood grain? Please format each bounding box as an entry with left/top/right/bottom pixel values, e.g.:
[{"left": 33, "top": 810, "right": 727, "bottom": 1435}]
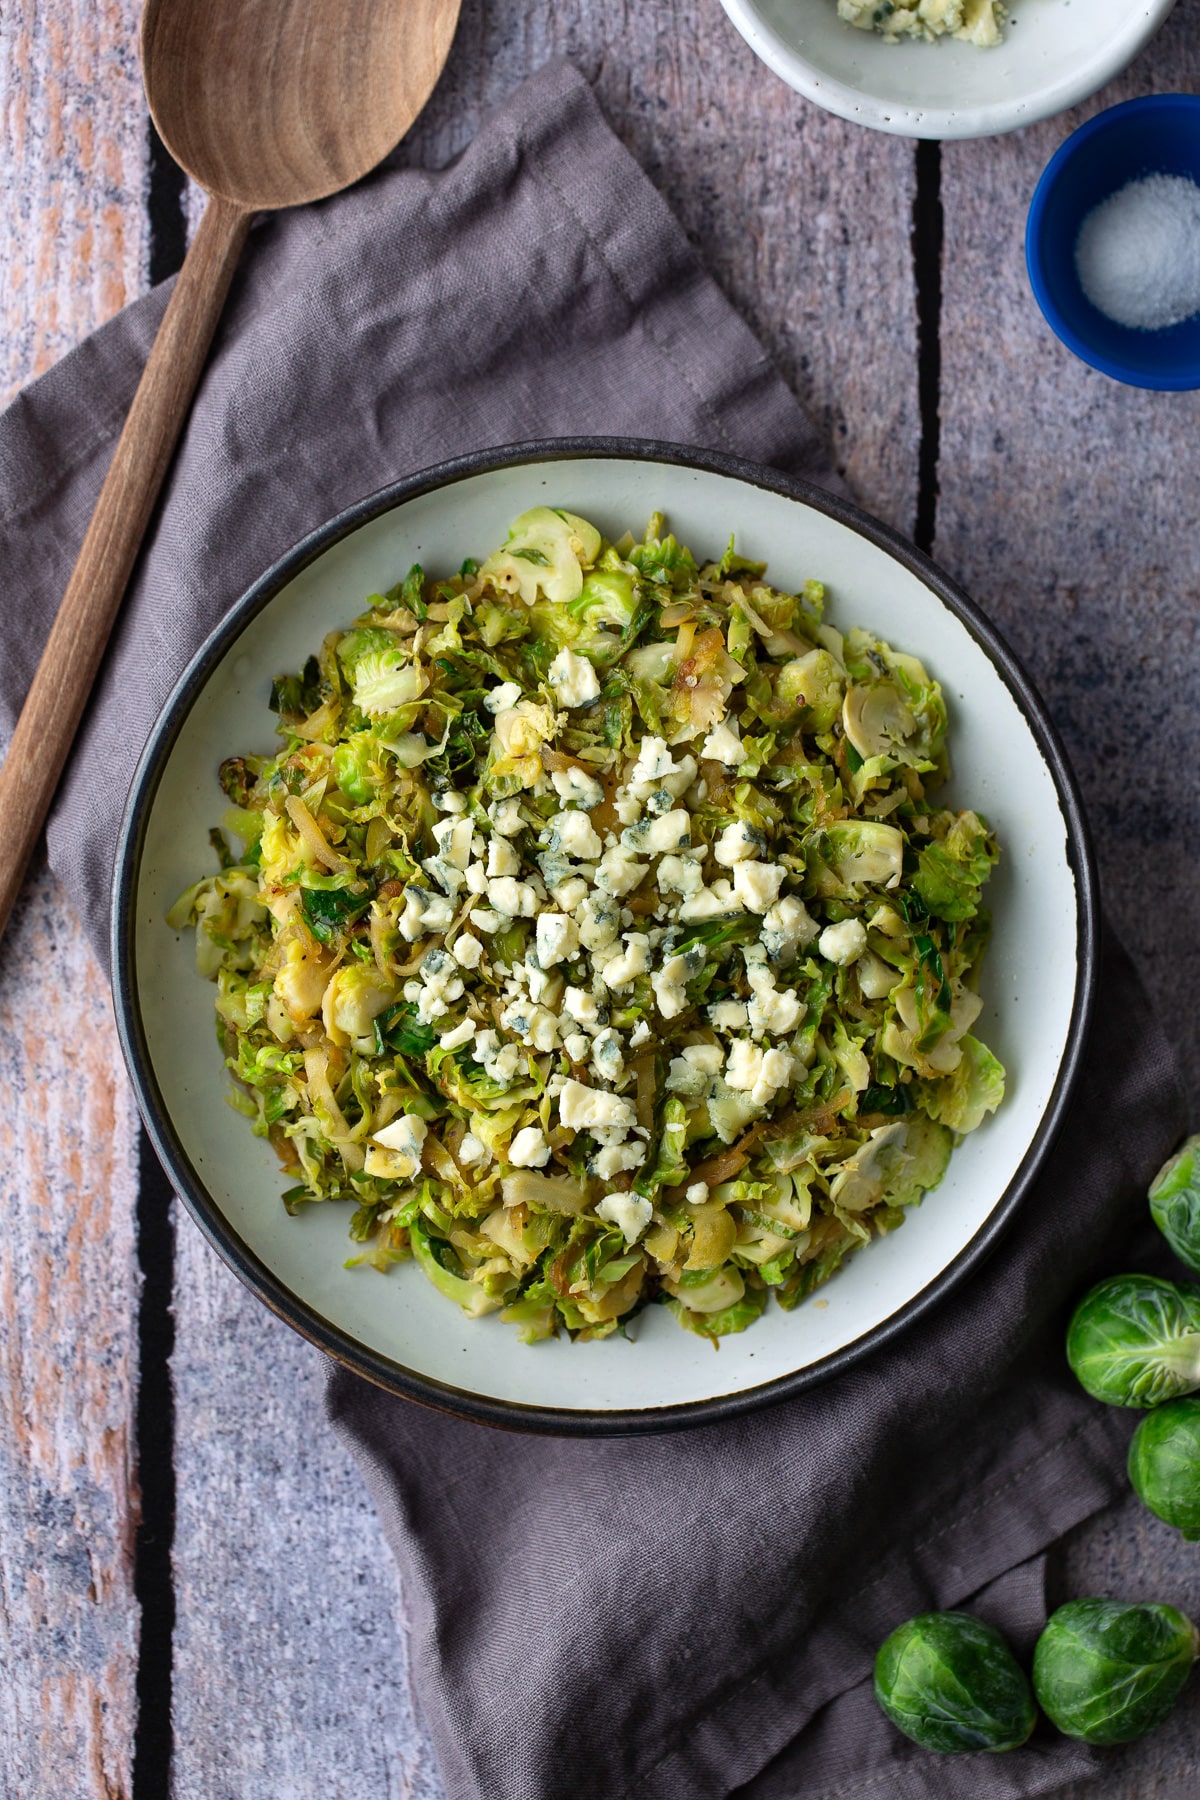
[
  {"left": 0, "top": 6, "right": 146, "bottom": 1795},
  {"left": 0, "top": 868, "right": 141, "bottom": 1800},
  {"left": 144, "top": 0, "right": 461, "bottom": 210},
  {"left": 0, "top": 0, "right": 148, "bottom": 410}
]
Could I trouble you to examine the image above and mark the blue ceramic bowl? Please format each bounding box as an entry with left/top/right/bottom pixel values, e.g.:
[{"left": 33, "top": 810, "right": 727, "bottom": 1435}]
[{"left": 1027, "top": 94, "right": 1200, "bottom": 391}]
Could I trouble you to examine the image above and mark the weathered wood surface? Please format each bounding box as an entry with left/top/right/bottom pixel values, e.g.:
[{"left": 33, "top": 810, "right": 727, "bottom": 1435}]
[
  {"left": 0, "top": 0, "right": 146, "bottom": 403},
  {"left": 0, "top": 191, "right": 251, "bottom": 945},
  {"left": 0, "top": 4, "right": 146, "bottom": 1794},
  {"left": 0, "top": 870, "right": 141, "bottom": 1799},
  {"left": 170, "top": 1224, "right": 443, "bottom": 1800},
  {"left": 1, "top": 0, "right": 1197, "bottom": 1796}
]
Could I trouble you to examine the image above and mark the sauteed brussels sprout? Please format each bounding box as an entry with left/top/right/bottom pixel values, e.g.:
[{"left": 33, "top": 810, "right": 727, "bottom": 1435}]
[
  {"left": 873, "top": 1612, "right": 1037, "bottom": 1753},
  {"left": 1150, "top": 1134, "right": 1200, "bottom": 1275},
  {"left": 1066, "top": 1274, "right": 1200, "bottom": 1408},
  {"left": 1128, "top": 1398, "right": 1200, "bottom": 1539},
  {"left": 172, "top": 507, "right": 1006, "bottom": 1344},
  {"left": 1032, "top": 1599, "right": 1199, "bottom": 1745}
]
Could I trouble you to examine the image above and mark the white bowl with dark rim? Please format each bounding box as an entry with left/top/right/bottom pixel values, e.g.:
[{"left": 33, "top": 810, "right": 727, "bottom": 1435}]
[{"left": 112, "top": 441, "right": 1097, "bottom": 1434}]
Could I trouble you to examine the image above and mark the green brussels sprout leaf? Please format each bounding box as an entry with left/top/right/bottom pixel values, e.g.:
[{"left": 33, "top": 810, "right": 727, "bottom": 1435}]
[
  {"left": 1032, "top": 1599, "right": 1199, "bottom": 1745},
  {"left": 666, "top": 1283, "right": 766, "bottom": 1341},
  {"left": 301, "top": 882, "right": 372, "bottom": 945},
  {"left": 918, "top": 1035, "right": 1006, "bottom": 1135},
  {"left": 411, "top": 1218, "right": 503, "bottom": 1318},
  {"left": 911, "top": 812, "right": 998, "bottom": 922},
  {"left": 873, "top": 1611, "right": 1037, "bottom": 1755}
]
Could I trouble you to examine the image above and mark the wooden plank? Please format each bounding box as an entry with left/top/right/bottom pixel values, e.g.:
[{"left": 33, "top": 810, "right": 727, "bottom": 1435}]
[
  {"left": 602, "top": 10, "right": 921, "bottom": 535},
  {"left": 166, "top": 5, "right": 920, "bottom": 1793},
  {"left": 937, "top": 6, "right": 1200, "bottom": 1096},
  {"left": 170, "top": 1231, "right": 442, "bottom": 1800},
  {"left": 0, "top": 0, "right": 148, "bottom": 410},
  {"left": 0, "top": 5, "right": 147, "bottom": 1797},
  {"left": 939, "top": 18, "right": 1200, "bottom": 1797},
  {"left": 0, "top": 872, "right": 141, "bottom": 1800}
]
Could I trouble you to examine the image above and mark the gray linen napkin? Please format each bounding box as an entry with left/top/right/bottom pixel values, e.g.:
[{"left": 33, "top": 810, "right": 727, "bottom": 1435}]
[{"left": 0, "top": 55, "right": 1189, "bottom": 1800}]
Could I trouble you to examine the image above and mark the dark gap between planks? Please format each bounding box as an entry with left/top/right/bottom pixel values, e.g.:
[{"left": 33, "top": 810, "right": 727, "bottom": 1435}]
[
  {"left": 911, "top": 139, "right": 943, "bottom": 556},
  {"left": 147, "top": 118, "right": 188, "bottom": 288},
  {"left": 133, "top": 113, "right": 187, "bottom": 1800},
  {"left": 132, "top": 1133, "right": 179, "bottom": 1797}
]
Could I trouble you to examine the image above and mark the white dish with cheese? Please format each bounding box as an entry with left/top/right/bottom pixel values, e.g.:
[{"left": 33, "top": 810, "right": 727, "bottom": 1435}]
[{"left": 719, "top": 0, "right": 1176, "bottom": 140}]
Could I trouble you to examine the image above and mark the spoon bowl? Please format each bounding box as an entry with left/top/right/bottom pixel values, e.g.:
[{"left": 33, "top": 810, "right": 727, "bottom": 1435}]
[{"left": 143, "top": 0, "right": 461, "bottom": 209}]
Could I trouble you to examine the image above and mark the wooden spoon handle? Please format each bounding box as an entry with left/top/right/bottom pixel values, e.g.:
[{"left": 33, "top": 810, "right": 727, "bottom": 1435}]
[{"left": 0, "top": 192, "right": 251, "bottom": 946}]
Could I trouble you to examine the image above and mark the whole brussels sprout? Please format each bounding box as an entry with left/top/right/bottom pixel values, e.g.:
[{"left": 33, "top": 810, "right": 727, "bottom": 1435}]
[
  {"left": 1150, "top": 1134, "right": 1200, "bottom": 1275},
  {"left": 1032, "top": 1599, "right": 1198, "bottom": 1745},
  {"left": 1066, "top": 1274, "right": 1200, "bottom": 1408},
  {"left": 873, "top": 1611, "right": 1037, "bottom": 1754},
  {"left": 1128, "top": 1398, "right": 1200, "bottom": 1539}
]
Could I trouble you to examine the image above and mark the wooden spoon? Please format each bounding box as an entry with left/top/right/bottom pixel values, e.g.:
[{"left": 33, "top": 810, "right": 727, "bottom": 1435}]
[{"left": 0, "top": 0, "right": 459, "bottom": 944}]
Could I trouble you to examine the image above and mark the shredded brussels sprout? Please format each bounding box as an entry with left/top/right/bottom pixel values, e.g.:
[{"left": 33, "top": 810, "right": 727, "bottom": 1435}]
[{"left": 172, "top": 507, "right": 1006, "bottom": 1343}]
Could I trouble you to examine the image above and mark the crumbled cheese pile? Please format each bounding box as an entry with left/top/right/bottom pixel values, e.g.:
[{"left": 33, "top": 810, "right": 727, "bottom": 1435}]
[
  {"left": 836, "top": 0, "right": 1003, "bottom": 46},
  {"left": 1075, "top": 173, "right": 1200, "bottom": 333},
  {"left": 375, "top": 698, "right": 844, "bottom": 1240}
]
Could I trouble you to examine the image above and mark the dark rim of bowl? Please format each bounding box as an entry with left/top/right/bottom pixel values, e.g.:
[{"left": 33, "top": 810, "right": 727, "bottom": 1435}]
[
  {"left": 1025, "top": 93, "right": 1200, "bottom": 393},
  {"left": 112, "top": 437, "right": 1099, "bottom": 1437}
]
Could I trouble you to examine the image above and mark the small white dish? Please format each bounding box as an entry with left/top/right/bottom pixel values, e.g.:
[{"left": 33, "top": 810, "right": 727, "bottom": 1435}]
[
  {"left": 719, "top": 0, "right": 1177, "bottom": 140},
  {"left": 113, "top": 443, "right": 1097, "bottom": 1433}
]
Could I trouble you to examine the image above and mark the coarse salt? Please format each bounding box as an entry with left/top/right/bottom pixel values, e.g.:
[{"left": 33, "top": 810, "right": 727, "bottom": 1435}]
[{"left": 1075, "top": 172, "right": 1200, "bottom": 332}]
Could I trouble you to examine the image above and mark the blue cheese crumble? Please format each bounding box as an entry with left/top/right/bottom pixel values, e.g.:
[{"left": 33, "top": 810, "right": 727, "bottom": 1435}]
[{"left": 836, "top": 0, "right": 1003, "bottom": 43}]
